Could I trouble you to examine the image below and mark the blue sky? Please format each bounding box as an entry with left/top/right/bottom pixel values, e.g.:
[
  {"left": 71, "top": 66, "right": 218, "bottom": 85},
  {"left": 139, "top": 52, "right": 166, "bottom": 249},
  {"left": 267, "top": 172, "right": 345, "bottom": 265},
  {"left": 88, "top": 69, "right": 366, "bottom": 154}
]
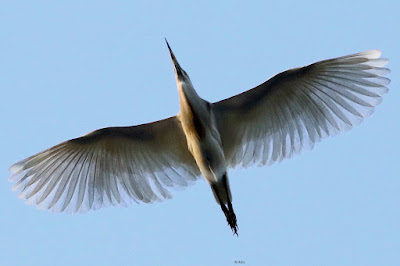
[{"left": 1, "top": 1, "right": 399, "bottom": 265}]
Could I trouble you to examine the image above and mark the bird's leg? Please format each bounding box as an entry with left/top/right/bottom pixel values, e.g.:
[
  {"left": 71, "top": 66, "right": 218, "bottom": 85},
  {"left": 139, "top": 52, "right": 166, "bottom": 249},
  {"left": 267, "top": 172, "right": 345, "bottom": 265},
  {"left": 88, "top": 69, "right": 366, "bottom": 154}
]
[
  {"left": 226, "top": 199, "right": 238, "bottom": 234},
  {"left": 220, "top": 201, "right": 238, "bottom": 236},
  {"left": 222, "top": 173, "right": 238, "bottom": 236},
  {"left": 213, "top": 180, "right": 238, "bottom": 236}
]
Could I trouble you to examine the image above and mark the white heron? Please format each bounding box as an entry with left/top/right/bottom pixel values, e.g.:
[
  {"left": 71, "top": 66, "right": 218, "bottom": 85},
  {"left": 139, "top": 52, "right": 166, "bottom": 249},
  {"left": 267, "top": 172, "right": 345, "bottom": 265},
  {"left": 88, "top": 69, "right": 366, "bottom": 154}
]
[{"left": 9, "top": 40, "right": 390, "bottom": 235}]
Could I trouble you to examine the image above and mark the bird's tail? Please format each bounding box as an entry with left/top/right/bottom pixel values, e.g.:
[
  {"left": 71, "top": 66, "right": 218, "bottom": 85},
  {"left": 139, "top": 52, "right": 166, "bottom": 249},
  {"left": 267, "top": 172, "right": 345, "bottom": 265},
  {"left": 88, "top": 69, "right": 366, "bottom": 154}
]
[{"left": 211, "top": 173, "right": 238, "bottom": 236}]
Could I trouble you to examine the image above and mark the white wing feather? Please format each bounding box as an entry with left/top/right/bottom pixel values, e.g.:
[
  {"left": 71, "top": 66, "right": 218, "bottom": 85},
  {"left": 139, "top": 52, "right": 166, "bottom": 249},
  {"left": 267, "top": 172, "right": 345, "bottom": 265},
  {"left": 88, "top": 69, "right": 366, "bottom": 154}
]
[
  {"left": 213, "top": 50, "right": 390, "bottom": 168},
  {"left": 9, "top": 116, "right": 201, "bottom": 213}
]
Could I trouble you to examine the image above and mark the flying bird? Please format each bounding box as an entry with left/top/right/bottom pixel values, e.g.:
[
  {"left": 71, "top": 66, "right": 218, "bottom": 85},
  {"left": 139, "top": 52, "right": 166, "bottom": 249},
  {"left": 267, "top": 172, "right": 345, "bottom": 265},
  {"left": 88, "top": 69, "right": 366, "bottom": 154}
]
[{"left": 9, "top": 40, "right": 390, "bottom": 235}]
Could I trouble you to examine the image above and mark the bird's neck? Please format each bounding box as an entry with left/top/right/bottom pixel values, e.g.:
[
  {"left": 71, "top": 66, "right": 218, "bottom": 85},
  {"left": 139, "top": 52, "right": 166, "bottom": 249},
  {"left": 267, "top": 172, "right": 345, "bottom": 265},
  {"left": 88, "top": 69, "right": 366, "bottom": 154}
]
[
  {"left": 177, "top": 81, "right": 211, "bottom": 138},
  {"left": 178, "top": 81, "right": 205, "bottom": 117}
]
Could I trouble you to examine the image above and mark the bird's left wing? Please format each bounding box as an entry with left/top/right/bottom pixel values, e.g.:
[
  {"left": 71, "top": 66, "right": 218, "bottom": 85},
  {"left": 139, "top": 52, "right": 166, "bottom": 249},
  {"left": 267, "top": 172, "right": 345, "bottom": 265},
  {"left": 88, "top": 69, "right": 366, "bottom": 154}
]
[
  {"left": 212, "top": 50, "right": 390, "bottom": 168},
  {"left": 9, "top": 116, "right": 201, "bottom": 213}
]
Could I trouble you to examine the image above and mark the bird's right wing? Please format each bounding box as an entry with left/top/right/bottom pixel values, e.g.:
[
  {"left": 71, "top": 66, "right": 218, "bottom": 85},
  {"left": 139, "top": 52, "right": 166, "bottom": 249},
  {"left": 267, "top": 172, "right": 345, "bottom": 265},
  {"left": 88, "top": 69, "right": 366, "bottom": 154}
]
[
  {"left": 9, "top": 116, "right": 201, "bottom": 213},
  {"left": 213, "top": 50, "right": 390, "bottom": 168}
]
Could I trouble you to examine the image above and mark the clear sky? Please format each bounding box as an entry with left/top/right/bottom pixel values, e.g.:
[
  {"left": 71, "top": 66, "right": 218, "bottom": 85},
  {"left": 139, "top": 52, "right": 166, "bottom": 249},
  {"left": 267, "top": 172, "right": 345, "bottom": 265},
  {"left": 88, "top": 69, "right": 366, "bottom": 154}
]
[{"left": 1, "top": 1, "right": 399, "bottom": 266}]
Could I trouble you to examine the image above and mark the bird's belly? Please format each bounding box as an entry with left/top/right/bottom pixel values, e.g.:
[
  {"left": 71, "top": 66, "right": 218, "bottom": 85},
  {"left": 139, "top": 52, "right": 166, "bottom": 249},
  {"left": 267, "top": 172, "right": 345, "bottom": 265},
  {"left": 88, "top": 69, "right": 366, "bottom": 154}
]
[{"left": 185, "top": 129, "right": 227, "bottom": 183}]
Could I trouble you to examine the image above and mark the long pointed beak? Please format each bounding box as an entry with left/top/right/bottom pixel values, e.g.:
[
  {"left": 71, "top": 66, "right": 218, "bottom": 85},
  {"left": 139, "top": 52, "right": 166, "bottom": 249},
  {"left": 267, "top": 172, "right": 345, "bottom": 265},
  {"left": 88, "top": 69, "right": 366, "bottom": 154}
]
[{"left": 165, "top": 38, "right": 184, "bottom": 78}]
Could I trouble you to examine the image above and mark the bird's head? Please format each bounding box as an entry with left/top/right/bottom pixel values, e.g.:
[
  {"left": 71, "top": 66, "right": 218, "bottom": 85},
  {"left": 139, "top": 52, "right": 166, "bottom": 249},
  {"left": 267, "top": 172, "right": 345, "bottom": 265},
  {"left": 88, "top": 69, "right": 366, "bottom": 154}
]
[{"left": 165, "top": 39, "right": 192, "bottom": 86}]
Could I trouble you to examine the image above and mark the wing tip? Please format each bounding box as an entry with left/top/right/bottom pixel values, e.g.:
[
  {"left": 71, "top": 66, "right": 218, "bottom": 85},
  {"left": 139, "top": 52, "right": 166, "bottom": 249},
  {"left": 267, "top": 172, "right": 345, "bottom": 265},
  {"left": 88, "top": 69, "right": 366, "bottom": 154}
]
[
  {"left": 9, "top": 163, "right": 23, "bottom": 173},
  {"left": 363, "top": 49, "right": 382, "bottom": 58},
  {"left": 351, "top": 49, "right": 382, "bottom": 59}
]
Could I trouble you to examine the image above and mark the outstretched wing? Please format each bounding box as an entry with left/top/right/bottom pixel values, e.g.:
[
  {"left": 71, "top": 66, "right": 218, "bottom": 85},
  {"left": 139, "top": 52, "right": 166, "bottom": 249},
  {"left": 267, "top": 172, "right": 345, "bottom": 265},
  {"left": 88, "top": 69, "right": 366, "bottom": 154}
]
[
  {"left": 9, "top": 116, "right": 201, "bottom": 213},
  {"left": 213, "top": 50, "right": 390, "bottom": 168}
]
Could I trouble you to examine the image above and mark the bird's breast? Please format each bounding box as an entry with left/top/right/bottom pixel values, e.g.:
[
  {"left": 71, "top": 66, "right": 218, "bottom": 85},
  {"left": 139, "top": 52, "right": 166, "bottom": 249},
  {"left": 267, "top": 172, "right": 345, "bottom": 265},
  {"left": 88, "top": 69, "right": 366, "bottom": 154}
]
[{"left": 178, "top": 109, "right": 226, "bottom": 183}]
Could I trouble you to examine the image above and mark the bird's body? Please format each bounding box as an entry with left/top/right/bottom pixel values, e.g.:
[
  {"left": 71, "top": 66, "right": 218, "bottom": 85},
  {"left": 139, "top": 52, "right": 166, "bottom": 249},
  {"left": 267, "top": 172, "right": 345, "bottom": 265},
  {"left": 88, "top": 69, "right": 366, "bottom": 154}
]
[
  {"left": 178, "top": 88, "right": 225, "bottom": 186},
  {"left": 170, "top": 43, "right": 237, "bottom": 232},
  {"left": 8, "top": 41, "right": 390, "bottom": 235}
]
